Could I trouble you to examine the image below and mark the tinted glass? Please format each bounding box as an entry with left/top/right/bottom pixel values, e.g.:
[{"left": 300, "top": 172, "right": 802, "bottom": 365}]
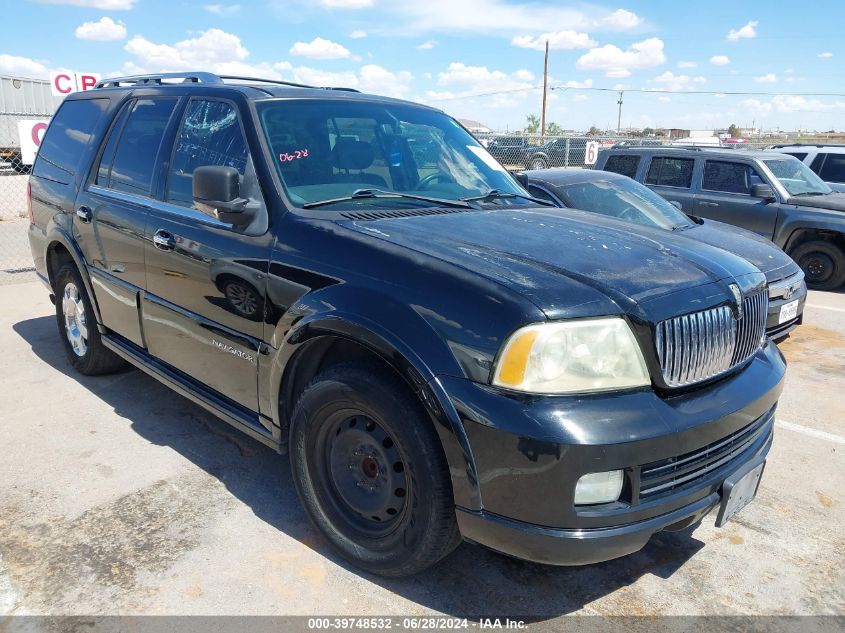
[
  {"left": 644, "top": 157, "right": 694, "bottom": 188},
  {"left": 109, "top": 98, "right": 178, "bottom": 196},
  {"left": 818, "top": 153, "right": 845, "bottom": 183},
  {"left": 167, "top": 100, "right": 248, "bottom": 207},
  {"left": 95, "top": 101, "right": 132, "bottom": 187},
  {"left": 603, "top": 155, "right": 640, "bottom": 179},
  {"left": 810, "top": 153, "right": 825, "bottom": 173},
  {"left": 702, "top": 161, "right": 764, "bottom": 194},
  {"left": 33, "top": 98, "right": 109, "bottom": 184},
  {"left": 556, "top": 177, "right": 691, "bottom": 230},
  {"left": 527, "top": 185, "right": 557, "bottom": 204},
  {"left": 257, "top": 99, "right": 526, "bottom": 208}
]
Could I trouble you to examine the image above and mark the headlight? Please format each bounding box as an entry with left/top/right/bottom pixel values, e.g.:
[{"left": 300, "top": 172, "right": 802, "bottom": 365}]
[
  {"left": 574, "top": 470, "right": 624, "bottom": 505},
  {"left": 492, "top": 318, "right": 650, "bottom": 394}
]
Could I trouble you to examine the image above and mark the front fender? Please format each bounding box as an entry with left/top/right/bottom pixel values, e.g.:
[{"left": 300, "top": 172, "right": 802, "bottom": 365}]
[
  {"left": 776, "top": 211, "right": 845, "bottom": 251},
  {"left": 263, "top": 285, "right": 482, "bottom": 510}
]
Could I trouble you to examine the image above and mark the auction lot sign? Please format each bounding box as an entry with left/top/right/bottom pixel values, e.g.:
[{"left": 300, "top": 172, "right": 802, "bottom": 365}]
[
  {"left": 16, "top": 119, "right": 50, "bottom": 165},
  {"left": 48, "top": 71, "right": 101, "bottom": 97}
]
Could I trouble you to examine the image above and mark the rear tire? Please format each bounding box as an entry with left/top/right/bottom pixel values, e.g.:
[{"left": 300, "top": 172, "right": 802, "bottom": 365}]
[
  {"left": 790, "top": 241, "right": 845, "bottom": 290},
  {"left": 289, "top": 362, "right": 461, "bottom": 577},
  {"left": 529, "top": 156, "right": 548, "bottom": 170},
  {"left": 54, "top": 264, "right": 126, "bottom": 375}
]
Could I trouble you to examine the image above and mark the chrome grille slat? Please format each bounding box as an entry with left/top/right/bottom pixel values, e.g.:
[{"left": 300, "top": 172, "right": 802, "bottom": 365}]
[{"left": 656, "top": 289, "right": 768, "bottom": 388}]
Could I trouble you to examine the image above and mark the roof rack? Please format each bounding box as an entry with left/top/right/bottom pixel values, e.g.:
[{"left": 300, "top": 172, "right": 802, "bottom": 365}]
[
  {"left": 95, "top": 71, "right": 360, "bottom": 92},
  {"left": 771, "top": 143, "right": 845, "bottom": 149}
]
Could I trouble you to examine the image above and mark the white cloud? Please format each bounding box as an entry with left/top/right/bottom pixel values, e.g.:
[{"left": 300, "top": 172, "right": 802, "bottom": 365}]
[
  {"left": 0, "top": 54, "right": 49, "bottom": 78},
  {"left": 818, "top": 52, "right": 833, "bottom": 58},
  {"left": 74, "top": 17, "right": 127, "bottom": 41},
  {"left": 289, "top": 37, "right": 353, "bottom": 60},
  {"left": 742, "top": 95, "right": 845, "bottom": 116},
  {"left": 576, "top": 37, "right": 665, "bottom": 78},
  {"left": 572, "top": 94, "right": 588, "bottom": 102},
  {"left": 37, "top": 0, "right": 134, "bottom": 8},
  {"left": 677, "top": 60, "right": 697, "bottom": 68},
  {"left": 349, "top": 29, "right": 367, "bottom": 39},
  {"left": 597, "top": 9, "right": 642, "bottom": 30},
  {"left": 727, "top": 20, "right": 758, "bottom": 41},
  {"left": 558, "top": 78, "right": 592, "bottom": 89},
  {"left": 427, "top": 62, "right": 538, "bottom": 109},
  {"left": 319, "top": 0, "right": 372, "bottom": 8},
  {"left": 649, "top": 71, "right": 706, "bottom": 91},
  {"left": 784, "top": 68, "right": 794, "bottom": 74},
  {"left": 709, "top": 55, "right": 730, "bottom": 65},
  {"left": 753, "top": 73, "right": 777, "bottom": 83},
  {"left": 417, "top": 40, "right": 438, "bottom": 50},
  {"left": 658, "top": 96, "right": 671, "bottom": 102},
  {"left": 511, "top": 30, "right": 596, "bottom": 51},
  {"left": 124, "top": 29, "right": 250, "bottom": 69},
  {"left": 203, "top": 4, "right": 241, "bottom": 16}
]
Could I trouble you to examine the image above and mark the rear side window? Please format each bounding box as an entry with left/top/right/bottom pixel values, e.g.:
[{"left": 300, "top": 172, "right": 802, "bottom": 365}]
[
  {"left": 817, "top": 153, "right": 845, "bottom": 183},
  {"left": 33, "top": 98, "right": 109, "bottom": 184},
  {"left": 106, "top": 98, "right": 178, "bottom": 196},
  {"left": 702, "top": 161, "right": 764, "bottom": 194},
  {"left": 166, "top": 99, "right": 248, "bottom": 207},
  {"left": 645, "top": 157, "right": 694, "bottom": 188},
  {"left": 810, "top": 154, "right": 825, "bottom": 173},
  {"left": 603, "top": 154, "right": 640, "bottom": 179}
]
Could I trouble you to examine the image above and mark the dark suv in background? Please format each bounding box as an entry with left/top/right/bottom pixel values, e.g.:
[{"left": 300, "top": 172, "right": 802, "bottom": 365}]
[
  {"left": 29, "top": 72, "right": 784, "bottom": 577},
  {"left": 597, "top": 147, "right": 845, "bottom": 290}
]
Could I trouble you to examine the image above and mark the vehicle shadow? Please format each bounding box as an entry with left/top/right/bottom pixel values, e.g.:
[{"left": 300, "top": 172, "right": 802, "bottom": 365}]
[{"left": 13, "top": 315, "right": 706, "bottom": 619}]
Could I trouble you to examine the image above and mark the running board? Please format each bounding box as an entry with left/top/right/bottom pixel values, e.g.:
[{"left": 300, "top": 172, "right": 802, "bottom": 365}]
[{"left": 101, "top": 333, "right": 282, "bottom": 452}]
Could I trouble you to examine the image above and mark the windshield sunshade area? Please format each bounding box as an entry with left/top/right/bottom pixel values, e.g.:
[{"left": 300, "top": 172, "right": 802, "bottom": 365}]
[
  {"left": 764, "top": 158, "right": 832, "bottom": 196},
  {"left": 255, "top": 99, "right": 529, "bottom": 209},
  {"left": 557, "top": 178, "right": 692, "bottom": 230}
]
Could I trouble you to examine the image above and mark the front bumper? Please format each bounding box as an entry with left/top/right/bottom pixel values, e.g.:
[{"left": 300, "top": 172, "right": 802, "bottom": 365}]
[{"left": 438, "top": 341, "right": 786, "bottom": 565}]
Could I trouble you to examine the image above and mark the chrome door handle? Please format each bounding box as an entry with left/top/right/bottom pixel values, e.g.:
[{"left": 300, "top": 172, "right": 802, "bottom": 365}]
[
  {"left": 76, "top": 206, "right": 92, "bottom": 223},
  {"left": 153, "top": 229, "right": 175, "bottom": 251},
  {"left": 698, "top": 201, "right": 719, "bottom": 207}
]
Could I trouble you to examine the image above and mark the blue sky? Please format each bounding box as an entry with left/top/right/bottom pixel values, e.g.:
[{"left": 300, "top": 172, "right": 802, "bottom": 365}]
[{"left": 5, "top": 0, "right": 845, "bottom": 132}]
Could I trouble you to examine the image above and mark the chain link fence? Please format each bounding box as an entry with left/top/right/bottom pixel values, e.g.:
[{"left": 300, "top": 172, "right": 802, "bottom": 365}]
[{"left": 0, "top": 162, "right": 35, "bottom": 285}]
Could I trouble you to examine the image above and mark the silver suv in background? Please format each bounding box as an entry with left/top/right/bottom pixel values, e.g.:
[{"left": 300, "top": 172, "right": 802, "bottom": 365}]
[{"left": 767, "top": 144, "right": 845, "bottom": 191}]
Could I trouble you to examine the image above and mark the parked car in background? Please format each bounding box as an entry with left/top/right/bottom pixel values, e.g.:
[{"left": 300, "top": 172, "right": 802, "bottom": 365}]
[
  {"left": 596, "top": 147, "right": 845, "bottom": 290},
  {"left": 29, "top": 71, "right": 784, "bottom": 576},
  {"left": 486, "top": 135, "right": 531, "bottom": 167},
  {"left": 767, "top": 144, "right": 845, "bottom": 191},
  {"left": 520, "top": 168, "right": 807, "bottom": 339},
  {"left": 525, "top": 137, "right": 589, "bottom": 169}
]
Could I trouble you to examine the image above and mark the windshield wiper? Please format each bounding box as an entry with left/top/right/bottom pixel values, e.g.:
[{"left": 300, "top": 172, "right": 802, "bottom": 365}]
[
  {"left": 302, "top": 188, "right": 472, "bottom": 209},
  {"left": 462, "top": 189, "right": 555, "bottom": 207}
]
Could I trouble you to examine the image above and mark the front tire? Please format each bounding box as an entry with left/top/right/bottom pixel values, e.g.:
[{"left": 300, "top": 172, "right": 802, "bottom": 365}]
[
  {"left": 529, "top": 156, "right": 548, "bottom": 170},
  {"left": 790, "top": 241, "right": 845, "bottom": 290},
  {"left": 289, "top": 362, "right": 460, "bottom": 577},
  {"left": 54, "top": 264, "right": 126, "bottom": 375}
]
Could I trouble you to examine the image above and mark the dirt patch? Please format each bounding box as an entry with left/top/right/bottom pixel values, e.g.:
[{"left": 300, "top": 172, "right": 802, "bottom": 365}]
[
  {"left": 815, "top": 490, "right": 834, "bottom": 508},
  {"left": 778, "top": 324, "right": 845, "bottom": 377},
  {"left": 0, "top": 472, "right": 231, "bottom": 612}
]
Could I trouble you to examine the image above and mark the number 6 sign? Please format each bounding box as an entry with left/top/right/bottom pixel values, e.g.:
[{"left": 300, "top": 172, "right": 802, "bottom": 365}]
[{"left": 584, "top": 141, "right": 600, "bottom": 166}]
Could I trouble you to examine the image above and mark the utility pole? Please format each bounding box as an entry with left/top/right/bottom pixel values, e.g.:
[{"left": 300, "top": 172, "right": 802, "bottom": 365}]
[
  {"left": 540, "top": 40, "right": 549, "bottom": 139},
  {"left": 616, "top": 91, "right": 624, "bottom": 134}
]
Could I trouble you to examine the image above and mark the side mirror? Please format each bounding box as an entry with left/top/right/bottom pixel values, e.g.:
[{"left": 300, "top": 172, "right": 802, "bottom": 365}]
[
  {"left": 513, "top": 172, "right": 529, "bottom": 187},
  {"left": 669, "top": 200, "right": 683, "bottom": 210},
  {"left": 193, "top": 165, "right": 256, "bottom": 226},
  {"left": 750, "top": 183, "right": 776, "bottom": 202}
]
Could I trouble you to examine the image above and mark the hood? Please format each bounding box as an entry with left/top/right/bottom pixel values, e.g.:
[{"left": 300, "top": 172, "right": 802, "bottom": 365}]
[
  {"left": 337, "top": 206, "right": 761, "bottom": 317},
  {"left": 787, "top": 192, "right": 845, "bottom": 211},
  {"left": 682, "top": 218, "right": 800, "bottom": 282}
]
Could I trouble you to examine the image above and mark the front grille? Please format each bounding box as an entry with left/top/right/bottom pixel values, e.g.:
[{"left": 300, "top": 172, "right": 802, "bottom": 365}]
[
  {"left": 639, "top": 408, "right": 774, "bottom": 499},
  {"left": 655, "top": 290, "right": 768, "bottom": 387}
]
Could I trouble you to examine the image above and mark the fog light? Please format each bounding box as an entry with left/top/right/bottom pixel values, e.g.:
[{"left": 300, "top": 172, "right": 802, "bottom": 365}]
[{"left": 574, "top": 470, "right": 624, "bottom": 505}]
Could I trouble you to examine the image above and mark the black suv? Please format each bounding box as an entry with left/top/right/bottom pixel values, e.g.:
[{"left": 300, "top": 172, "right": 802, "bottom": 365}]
[
  {"left": 596, "top": 146, "right": 845, "bottom": 290},
  {"left": 28, "top": 72, "right": 785, "bottom": 577}
]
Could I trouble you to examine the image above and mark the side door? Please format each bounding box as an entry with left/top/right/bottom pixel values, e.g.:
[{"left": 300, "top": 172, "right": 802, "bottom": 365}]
[
  {"left": 643, "top": 155, "right": 697, "bottom": 212},
  {"left": 693, "top": 159, "right": 780, "bottom": 237},
  {"left": 75, "top": 96, "right": 181, "bottom": 347},
  {"left": 141, "top": 97, "right": 273, "bottom": 420}
]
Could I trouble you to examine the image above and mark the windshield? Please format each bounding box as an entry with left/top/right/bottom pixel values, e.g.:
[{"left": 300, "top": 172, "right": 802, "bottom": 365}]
[
  {"left": 256, "top": 99, "right": 528, "bottom": 208},
  {"left": 555, "top": 177, "right": 692, "bottom": 230},
  {"left": 763, "top": 158, "right": 832, "bottom": 196}
]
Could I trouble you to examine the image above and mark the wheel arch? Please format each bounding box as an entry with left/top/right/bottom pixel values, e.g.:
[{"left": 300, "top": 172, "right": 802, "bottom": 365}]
[
  {"left": 270, "top": 314, "right": 482, "bottom": 511},
  {"left": 44, "top": 229, "right": 102, "bottom": 325}
]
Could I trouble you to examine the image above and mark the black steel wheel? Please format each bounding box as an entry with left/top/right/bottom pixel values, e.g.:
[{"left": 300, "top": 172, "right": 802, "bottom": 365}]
[
  {"left": 289, "top": 362, "right": 461, "bottom": 576},
  {"left": 791, "top": 240, "right": 845, "bottom": 290}
]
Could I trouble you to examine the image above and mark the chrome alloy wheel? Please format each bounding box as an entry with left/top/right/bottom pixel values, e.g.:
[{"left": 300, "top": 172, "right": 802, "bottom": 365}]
[{"left": 62, "top": 282, "right": 88, "bottom": 357}]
